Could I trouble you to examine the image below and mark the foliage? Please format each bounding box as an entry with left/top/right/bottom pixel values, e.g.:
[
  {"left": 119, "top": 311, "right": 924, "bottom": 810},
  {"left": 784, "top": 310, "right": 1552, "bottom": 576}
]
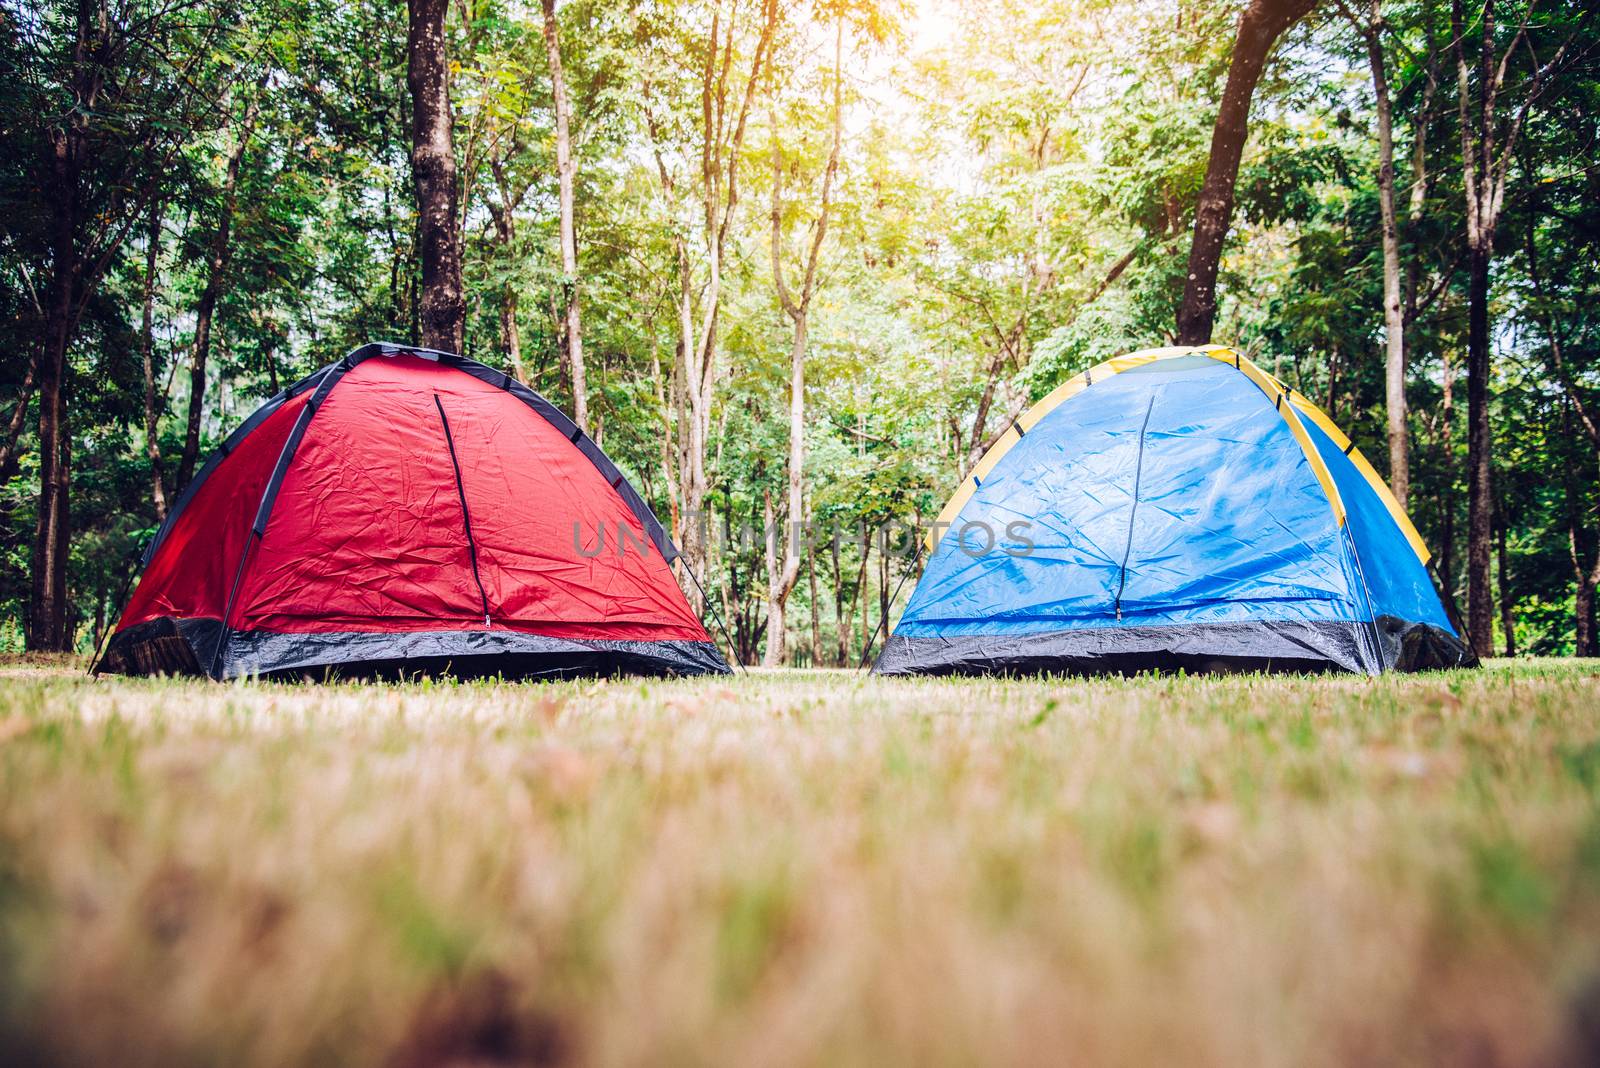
[{"left": 0, "top": 0, "right": 1597, "bottom": 661}]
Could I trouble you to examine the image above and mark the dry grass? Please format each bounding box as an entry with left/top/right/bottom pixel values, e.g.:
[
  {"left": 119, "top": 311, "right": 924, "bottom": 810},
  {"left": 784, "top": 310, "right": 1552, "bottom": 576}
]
[{"left": 2, "top": 659, "right": 1600, "bottom": 1067}]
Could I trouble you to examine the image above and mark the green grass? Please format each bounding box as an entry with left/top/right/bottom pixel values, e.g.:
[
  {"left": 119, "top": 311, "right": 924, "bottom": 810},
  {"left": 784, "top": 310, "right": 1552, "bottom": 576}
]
[{"left": 2, "top": 659, "right": 1600, "bottom": 1066}]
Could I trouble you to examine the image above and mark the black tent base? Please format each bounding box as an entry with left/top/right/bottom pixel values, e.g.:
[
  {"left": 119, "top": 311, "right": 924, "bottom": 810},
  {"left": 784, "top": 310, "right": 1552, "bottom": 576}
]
[
  {"left": 99, "top": 616, "right": 732, "bottom": 681},
  {"left": 872, "top": 617, "right": 1476, "bottom": 677}
]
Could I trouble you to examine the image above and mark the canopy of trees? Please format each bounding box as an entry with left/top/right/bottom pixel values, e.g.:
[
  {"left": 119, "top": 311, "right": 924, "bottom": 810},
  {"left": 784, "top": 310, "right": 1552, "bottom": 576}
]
[{"left": 2, "top": 0, "right": 1597, "bottom": 664}]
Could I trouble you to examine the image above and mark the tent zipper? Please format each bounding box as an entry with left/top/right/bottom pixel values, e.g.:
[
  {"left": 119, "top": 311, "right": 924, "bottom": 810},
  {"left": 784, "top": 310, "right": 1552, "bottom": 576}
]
[
  {"left": 1114, "top": 396, "right": 1156, "bottom": 621},
  {"left": 433, "top": 395, "right": 493, "bottom": 628}
]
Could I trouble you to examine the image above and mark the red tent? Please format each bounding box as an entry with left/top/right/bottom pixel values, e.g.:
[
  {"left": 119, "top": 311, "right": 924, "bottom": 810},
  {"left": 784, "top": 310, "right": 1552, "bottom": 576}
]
[{"left": 100, "top": 343, "right": 729, "bottom": 680}]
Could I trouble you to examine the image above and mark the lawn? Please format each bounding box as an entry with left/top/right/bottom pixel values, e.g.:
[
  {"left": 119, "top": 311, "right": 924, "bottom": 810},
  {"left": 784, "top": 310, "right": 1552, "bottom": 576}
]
[{"left": 2, "top": 659, "right": 1600, "bottom": 1067}]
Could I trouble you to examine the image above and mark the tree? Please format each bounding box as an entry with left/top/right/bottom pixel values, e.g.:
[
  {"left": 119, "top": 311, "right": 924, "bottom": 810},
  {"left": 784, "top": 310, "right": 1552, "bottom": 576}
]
[
  {"left": 176, "top": 85, "right": 264, "bottom": 493},
  {"left": 3, "top": 0, "right": 1598, "bottom": 660},
  {"left": 762, "top": 15, "right": 844, "bottom": 666},
  {"left": 7, "top": 0, "right": 232, "bottom": 650},
  {"left": 139, "top": 200, "right": 167, "bottom": 519},
  {"left": 407, "top": 0, "right": 465, "bottom": 354},
  {"left": 1450, "top": 0, "right": 1580, "bottom": 656},
  {"left": 1175, "top": 0, "right": 1318, "bottom": 345},
  {"left": 1523, "top": 163, "right": 1600, "bottom": 655},
  {"left": 542, "top": 0, "right": 587, "bottom": 428},
  {"left": 1337, "top": 0, "right": 1410, "bottom": 506},
  {"left": 640, "top": 0, "right": 781, "bottom": 586},
  {"left": 909, "top": 0, "right": 1157, "bottom": 473}
]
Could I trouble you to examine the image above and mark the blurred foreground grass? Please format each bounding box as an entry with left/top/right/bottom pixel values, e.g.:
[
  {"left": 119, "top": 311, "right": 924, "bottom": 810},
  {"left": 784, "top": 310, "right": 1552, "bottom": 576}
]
[{"left": 2, "top": 658, "right": 1600, "bottom": 1066}]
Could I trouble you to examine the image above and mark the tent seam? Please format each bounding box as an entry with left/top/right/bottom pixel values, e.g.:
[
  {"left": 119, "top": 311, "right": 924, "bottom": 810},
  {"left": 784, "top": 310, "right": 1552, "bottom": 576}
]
[
  {"left": 144, "top": 344, "right": 679, "bottom": 573},
  {"left": 1113, "top": 395, "right": 1156, "bottom": 621},
  {"left": 924, "top": 345, "right": 1346, "bottom": 554},
  {"left": 209, "top": 356, "right": 358, "bottom": 677}
]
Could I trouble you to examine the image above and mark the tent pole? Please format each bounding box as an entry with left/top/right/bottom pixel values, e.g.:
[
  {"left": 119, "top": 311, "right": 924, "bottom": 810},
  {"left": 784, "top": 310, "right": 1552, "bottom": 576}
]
[
  {"left": 86, "top": 533, "right": 151, "bottom": 676},
  {"left": 1428, "top": 559, "right": 1475, "bottom": 654},
  {"left": 683, "top": 562, "right": 747, "bottom": 675}
]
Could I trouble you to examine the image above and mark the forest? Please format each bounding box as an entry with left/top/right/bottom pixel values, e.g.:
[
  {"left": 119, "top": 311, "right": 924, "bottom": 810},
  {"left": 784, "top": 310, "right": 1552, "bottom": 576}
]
[{"left": 1, "top": 0, "right": 1597, "bottom": 667}]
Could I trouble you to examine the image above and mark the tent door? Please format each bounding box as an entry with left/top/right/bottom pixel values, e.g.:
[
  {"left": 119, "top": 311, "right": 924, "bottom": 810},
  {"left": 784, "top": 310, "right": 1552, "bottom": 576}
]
[{"left": 432, "top": 394, "right": 494, "bottom": 627}]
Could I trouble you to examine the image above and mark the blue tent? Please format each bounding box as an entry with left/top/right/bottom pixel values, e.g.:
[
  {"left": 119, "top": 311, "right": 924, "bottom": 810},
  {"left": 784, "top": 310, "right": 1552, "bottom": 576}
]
[{"left": 874, "top": 345, "right": 1475, "bottom": 676}]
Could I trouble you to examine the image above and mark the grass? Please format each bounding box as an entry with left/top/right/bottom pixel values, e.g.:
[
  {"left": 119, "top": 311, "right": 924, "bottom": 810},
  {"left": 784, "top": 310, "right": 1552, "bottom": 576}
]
[{"left": 2, "top": 658, "right": 1600, "bottom": 1066}]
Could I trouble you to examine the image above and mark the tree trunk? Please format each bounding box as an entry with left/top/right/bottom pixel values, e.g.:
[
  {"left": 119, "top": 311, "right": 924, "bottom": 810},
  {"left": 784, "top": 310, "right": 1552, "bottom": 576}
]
[
  {"left": 831, "top": 531, "right": 847, "bottom": 666},
  {"left": 26, "top": 0, "right": 108, "bottom": 652},
  {"left": 500, "top": 288, "right": 523, "bottom": 381},
  {"left": 1559, "top": 396, "right": 1600, "bottom": 657},
  {"left": 762, "top": 487, "right": 784, "bottom": 664},
  {"left": 648, "top": 345, "right": 679, "bottom": 548},
  {"left": 1582, "top": 558, "right": 1600, "bottom": 659},
  {"left": 763, "top": 308, "right": 808, "bottom": 667},
  {"left": 487, "top": 183, "right": 528, "bottom": 385},
  {"left": 1449, "top": 0, "right": 1574, "bottom": 657},
  {"left": 1565, "top": 398, "right": 1598, "bottom": 657},
  {"left": 91, "top": 591, "right": 106, "bottom": 656},
  {"left": 1524, "top": 194, "right": 1600, "bottom": 656},
  {"left": 843, "top": 535, "right": 870, "bottom": 667},
  {"left": 965, "top": 336, "right": 1016, "bottom": 469},
  {"left": 807, "top": 532, "right": 820, "bottom": 666},
  {"left": 856, "top": 538, "right": 873, "bottom": 665},
  {"left": 1495, "top": 498, "right": 1515, "bottom": 656},
  {"left": 878, "top": 536, "right": 889, "bottom": 641},
  {"left": 176, "top": 92, "right": 260, "bottom": 493},
  {"left": 1175, "top": 0, "right": 1316, "bottom": 344},
  {"left": 31, "top": 137, "right": 79, "bottom": 652},
  {"left": 1398, "top": 0, "right": 1439, "bottom": 504},
  {"left": 1404, "top": 0, "right": 1437, "bottom": 266},
  {"left": 673, "top": 238, "right": 707, "bottom": 593},
  {"left": 1454, "top": 0, "right": 1493, "bottom": 658},
  {"left": 762, "top": 22, "right": 842, "bottom": 665},
  {"left": 674, "top": 0, "right": 780, "bottom": 584},
  {"left": 0, "top": 356, "right": 36, "bottom": 485},
  {"left": 1325, "top": 341, "right": 1340, "bottom": 420},
  {"left": 1570, "top": 480, "right": 1595, "bottom": 656},
  {"left": 32, "top": 285, "right": 75, "bottom": 653},
  {"left": 1438, "top": 350, "right": 1457, "bottom": 600},
  {"left": 643, "top": 103, "right": 692, "bottom": 584},
  {"left": 141, "top": 200, "right": 168, "bottom": 519},
  {"left": 1575, "top": 555, "right": 1597, "bottom": 657},
  {"left": 1464, "top": 240, "right": 1494, "bottom": 657},
  {"left": 408, "top": 0, "right": 465, "bottom": 354},
  {"left": 1346, "top": 0, "right": 1410, "bottom": 506},
  {"left": 541, "top": 0, "right": 586, "bottom": 429}
]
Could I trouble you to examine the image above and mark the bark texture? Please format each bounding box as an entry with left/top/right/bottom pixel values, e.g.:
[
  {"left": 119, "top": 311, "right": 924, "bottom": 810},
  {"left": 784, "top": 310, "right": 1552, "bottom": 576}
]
[
  {"left": 1175, "top": 0, "right": 1317, "bottom": 345},
  {"left": 1464, "top": 239, "right": 1494, "bottom": 654},
  {"left": 408, "top": 0, "right": 465, "bottom": 354}
]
